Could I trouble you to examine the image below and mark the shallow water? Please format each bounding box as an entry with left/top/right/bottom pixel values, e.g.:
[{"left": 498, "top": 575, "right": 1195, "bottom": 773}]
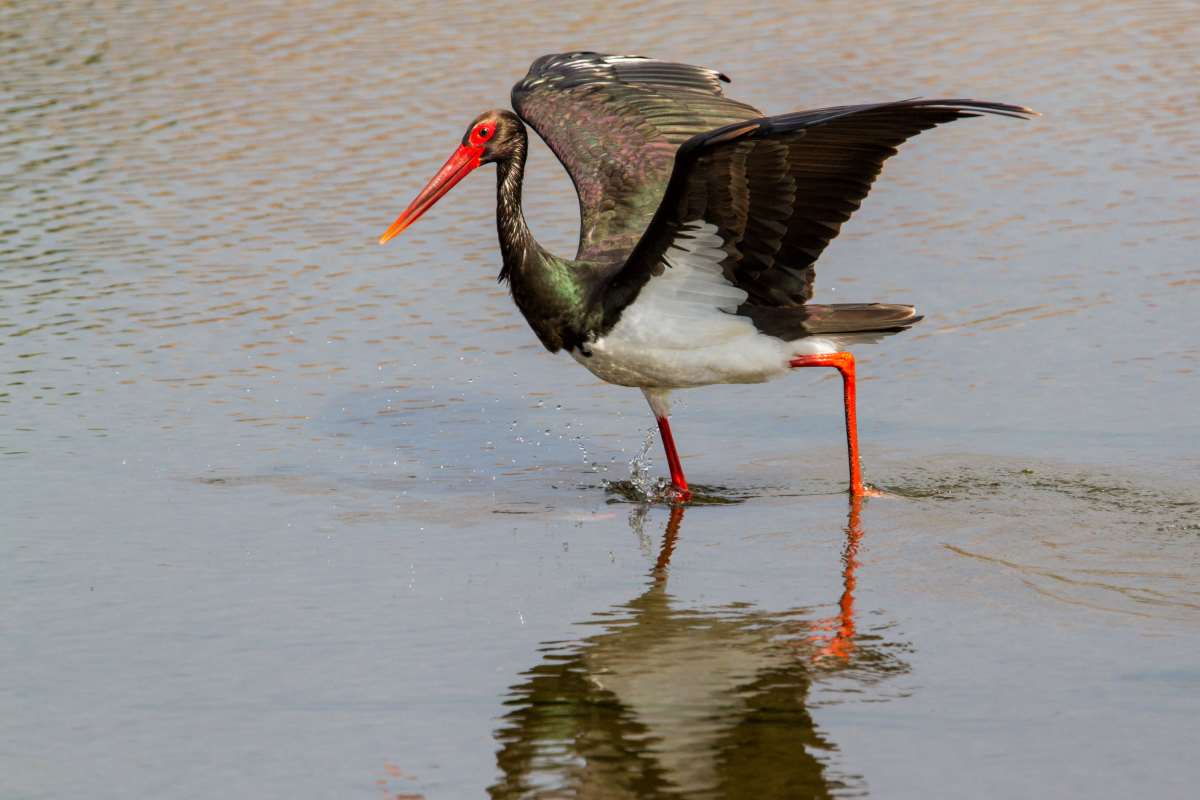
[{"left": 3, "top": 1, "right": 1199, "bottom": 797}]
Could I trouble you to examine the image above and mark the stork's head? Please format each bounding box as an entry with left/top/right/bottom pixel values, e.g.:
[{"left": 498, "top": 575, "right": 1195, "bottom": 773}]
[{"left": 379, "top": 109, "right": 524, "bottom": 245}]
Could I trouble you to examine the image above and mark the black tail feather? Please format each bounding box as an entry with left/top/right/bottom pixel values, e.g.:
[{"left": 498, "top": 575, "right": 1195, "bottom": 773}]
[{"left": 738, "top": 302, "right": 922, "bottom": 341}]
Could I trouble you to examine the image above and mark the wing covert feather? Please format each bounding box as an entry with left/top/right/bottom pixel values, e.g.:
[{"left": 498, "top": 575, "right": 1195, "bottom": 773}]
[{"left": 512, "top": 52, "right": 760, "bottom": 265}]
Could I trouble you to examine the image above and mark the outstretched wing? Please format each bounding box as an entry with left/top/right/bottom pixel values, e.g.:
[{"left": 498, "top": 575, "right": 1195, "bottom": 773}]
[
  {"left": 512, "top": 52, "right": 761, "bottom": 265},
  {"left": 601, "top": 99, "right": 1035, "bottom": 332}
]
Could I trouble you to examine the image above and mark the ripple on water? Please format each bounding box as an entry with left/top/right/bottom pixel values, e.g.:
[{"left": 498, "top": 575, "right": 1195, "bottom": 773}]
[{"left": 3, "top": 4, "right": 1200, "bottom": 795}]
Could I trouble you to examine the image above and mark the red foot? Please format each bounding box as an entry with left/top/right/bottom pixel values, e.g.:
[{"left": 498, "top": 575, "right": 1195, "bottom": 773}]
[
  {"left": 655, "top": 415, "right": 691, "bottom": 502},
  {"left": 789, "top": 352, "right": 869, "bottom": 498}
]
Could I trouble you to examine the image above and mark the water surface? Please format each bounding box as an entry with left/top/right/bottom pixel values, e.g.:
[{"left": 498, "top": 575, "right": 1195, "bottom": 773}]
[{"left": 3, "top": 1, "right": 1198, "bottom": 797}]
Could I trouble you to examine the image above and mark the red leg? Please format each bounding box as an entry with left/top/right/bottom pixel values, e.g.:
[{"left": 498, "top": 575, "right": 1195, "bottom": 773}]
[
  {"left": 789, "top": 351, "right": 875, "bottom": 497},
  {"left": 655, "top": 415, "right": 692, "bottom": 502}
]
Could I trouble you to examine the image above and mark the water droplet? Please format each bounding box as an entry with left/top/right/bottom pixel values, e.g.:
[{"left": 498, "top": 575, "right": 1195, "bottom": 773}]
[{"left": 629, "top": 427, "right": 657, "bottom": 498}]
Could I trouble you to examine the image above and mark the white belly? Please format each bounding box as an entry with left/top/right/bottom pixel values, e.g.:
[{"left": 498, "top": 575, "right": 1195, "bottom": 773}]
[
  {"left": 571, "top": 219, "right": 836, "bottom": 389},
  {"left": 570, "top": 320, "right": 837, "bottom": 389}
]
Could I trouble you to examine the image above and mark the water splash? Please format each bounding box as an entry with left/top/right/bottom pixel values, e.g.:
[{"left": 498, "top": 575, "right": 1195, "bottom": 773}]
[
  {"left": 600, "top": 427, "right": 676, "bottom": 503},
  {"left": 599, "top": 428, "right": 756, "bottom": 505},
  {"left": 629, "top": 427, "right": 659, "bottom": 498}
]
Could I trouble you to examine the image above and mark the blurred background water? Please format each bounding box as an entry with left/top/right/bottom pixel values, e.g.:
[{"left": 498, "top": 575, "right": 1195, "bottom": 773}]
[{"left": 2, "top": 1, "right": 1198, "bottom": 797}]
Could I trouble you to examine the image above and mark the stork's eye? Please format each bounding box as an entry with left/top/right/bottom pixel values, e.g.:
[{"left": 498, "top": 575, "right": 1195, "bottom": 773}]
[{"left": 478, "top": 127, "right": 491, "bottom": 139}]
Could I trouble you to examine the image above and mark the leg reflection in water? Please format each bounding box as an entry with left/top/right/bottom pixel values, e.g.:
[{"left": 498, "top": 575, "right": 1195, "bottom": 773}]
[
  {"left": 808, "top": 495, "right": 865, "bottom": 663},
  {"left": 489, "top": 496, "right": 907, "bottom": 799}
]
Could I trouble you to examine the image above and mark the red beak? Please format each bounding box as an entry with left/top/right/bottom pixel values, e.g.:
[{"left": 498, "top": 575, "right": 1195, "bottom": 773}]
[{"left": 379, "top": 143, "right": 484, "bottom": 245}]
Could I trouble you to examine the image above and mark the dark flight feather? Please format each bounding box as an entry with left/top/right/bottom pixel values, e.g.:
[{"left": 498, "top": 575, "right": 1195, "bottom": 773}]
[{"left": 601, "top": 98, "right": 1035, "bottom": 337}]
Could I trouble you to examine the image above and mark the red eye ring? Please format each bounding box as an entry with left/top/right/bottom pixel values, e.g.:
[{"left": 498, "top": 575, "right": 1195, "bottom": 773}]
[{"left": 467, "top": 122, "right": 495, "bottom": 147}]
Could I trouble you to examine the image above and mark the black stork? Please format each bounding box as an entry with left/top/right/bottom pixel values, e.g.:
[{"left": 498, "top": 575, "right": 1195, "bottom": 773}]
[{"left": 379, "top": 52, "right": 1033, "bottom": 502}]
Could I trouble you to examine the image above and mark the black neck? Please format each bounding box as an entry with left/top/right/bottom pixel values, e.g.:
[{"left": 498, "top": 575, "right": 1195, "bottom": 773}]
[
  {"left": 490, "top": 120, "right": 597, "bottom": 354},
  {"left": 496, "top": 128, "right": 535, "bottom": 282}
]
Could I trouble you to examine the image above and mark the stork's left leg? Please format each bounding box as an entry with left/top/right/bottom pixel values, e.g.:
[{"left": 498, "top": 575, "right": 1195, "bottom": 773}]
[
  {"left": 789, "top": 352, "right": 875, "bottom": 497},
  {"left": 655, "top": 415, "right": 691, "bottom": 501},
  {"left": 642, "top": 389, "right": 691, "bottom": 502}
]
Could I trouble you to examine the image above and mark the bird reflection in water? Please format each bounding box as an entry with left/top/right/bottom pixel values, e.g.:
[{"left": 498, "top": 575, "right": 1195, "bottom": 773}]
[{"left": 489, "top": 497, "right": 907, "bottom": 799}]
